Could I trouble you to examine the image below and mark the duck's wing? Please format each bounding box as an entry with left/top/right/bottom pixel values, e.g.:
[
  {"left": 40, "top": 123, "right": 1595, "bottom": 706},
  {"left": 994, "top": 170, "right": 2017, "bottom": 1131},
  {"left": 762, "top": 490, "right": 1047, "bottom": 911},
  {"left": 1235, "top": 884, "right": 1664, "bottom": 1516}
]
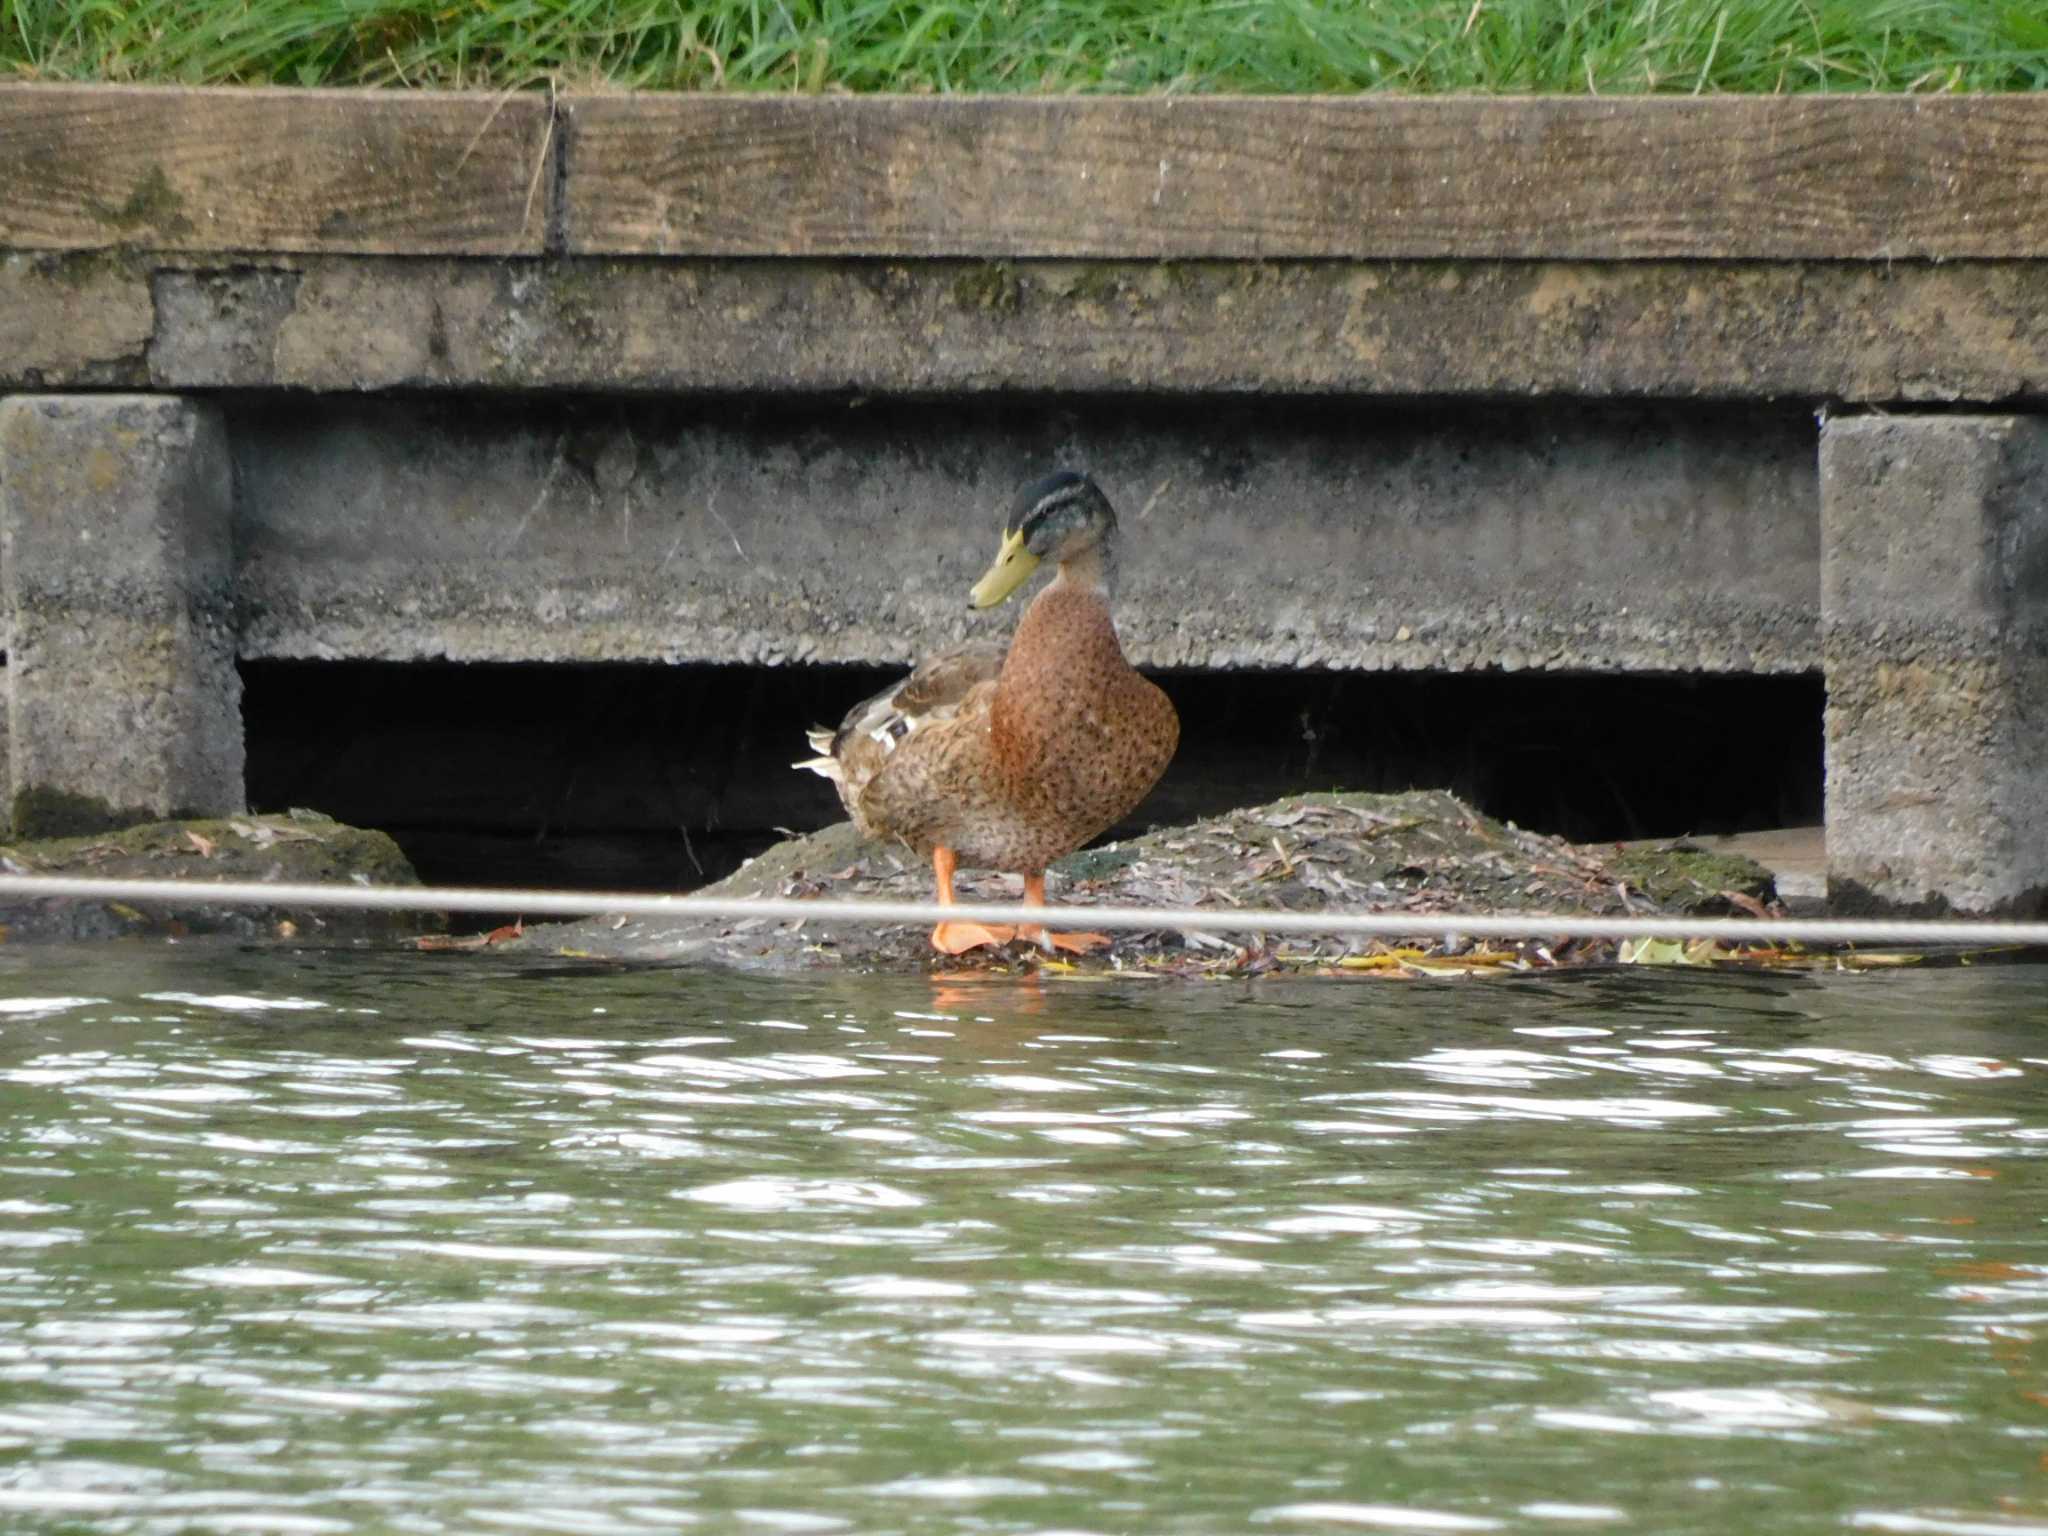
[
  {"left": 834, "top": 642, "right": 1005, "bottom": 755},
  {"left": 794, "top": 643, "right": 1005, "bottom": 778}
]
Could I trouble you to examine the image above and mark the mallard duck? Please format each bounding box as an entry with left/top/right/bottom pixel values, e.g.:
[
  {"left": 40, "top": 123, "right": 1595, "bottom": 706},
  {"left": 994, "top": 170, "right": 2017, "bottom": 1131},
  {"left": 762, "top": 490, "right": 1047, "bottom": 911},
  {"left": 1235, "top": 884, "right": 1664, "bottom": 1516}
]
[{"left": 796, "top": 470, "right": 1178, "bottom": 954}]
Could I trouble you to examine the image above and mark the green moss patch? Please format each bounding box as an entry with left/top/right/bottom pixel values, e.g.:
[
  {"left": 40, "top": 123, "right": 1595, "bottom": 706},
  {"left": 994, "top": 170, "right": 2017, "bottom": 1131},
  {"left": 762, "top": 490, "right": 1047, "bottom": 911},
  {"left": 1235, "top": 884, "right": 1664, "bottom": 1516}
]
[{"left": 0, "top": 810, "right": 434, "bottom": 941}]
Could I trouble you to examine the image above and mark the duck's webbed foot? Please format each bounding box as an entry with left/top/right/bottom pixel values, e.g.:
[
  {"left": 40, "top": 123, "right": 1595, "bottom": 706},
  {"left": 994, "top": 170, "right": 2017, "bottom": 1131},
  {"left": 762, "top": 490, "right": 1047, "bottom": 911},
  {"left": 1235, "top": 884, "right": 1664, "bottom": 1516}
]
[
  {"left": 932, "top": 920, "right": 1020, "bottom": 955},
  {"left": 929, "top": 846, "right": 1017, "bottom": 955},
  {"left": 1019, "top": 872, "right": 1112, "bottom": 955}
]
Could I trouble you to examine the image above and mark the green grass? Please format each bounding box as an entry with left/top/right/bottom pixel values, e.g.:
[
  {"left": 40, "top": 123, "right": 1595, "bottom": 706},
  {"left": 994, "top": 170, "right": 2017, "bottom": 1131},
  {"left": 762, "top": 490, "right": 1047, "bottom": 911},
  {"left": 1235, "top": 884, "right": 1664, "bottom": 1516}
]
[{"left": 3, "top": 0, "right": 2044, "bottom": 94}]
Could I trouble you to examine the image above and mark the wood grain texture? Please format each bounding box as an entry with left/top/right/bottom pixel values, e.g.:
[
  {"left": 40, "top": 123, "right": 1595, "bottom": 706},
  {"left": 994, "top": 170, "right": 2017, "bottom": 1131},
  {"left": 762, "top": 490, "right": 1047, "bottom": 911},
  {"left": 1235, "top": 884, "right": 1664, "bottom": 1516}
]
[
  {"left": 562, "top": 94, "right": 2048, "bottom": 260},
  {"left": 0, "top": 84, "right": 552, "bottom": 254}
]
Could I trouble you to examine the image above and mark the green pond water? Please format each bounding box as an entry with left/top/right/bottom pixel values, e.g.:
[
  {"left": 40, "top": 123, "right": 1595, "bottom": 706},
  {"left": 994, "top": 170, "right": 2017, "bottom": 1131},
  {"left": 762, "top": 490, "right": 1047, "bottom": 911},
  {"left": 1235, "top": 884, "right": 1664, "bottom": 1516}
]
[{"left": 1, "top": 944, "right": 2046, "bottom": 1535}]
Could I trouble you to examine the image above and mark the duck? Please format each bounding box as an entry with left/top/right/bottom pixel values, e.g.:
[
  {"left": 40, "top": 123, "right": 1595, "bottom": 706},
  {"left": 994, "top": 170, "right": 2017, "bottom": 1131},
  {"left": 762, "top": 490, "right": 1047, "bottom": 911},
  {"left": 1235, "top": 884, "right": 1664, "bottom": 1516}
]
[{"left": 796, "top": 470, "right": 1178, "bottom": 955}]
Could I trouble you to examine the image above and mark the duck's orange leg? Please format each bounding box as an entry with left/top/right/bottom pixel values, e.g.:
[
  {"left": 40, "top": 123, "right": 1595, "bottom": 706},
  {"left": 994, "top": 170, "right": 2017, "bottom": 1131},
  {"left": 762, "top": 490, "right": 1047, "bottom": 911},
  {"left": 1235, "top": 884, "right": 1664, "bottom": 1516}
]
[
  {"left": 1017, "top": 871, "right": 1111, "bottom": 955},
  {"left": 929, "top": 846, "right": 1016, "bottom": 955}
]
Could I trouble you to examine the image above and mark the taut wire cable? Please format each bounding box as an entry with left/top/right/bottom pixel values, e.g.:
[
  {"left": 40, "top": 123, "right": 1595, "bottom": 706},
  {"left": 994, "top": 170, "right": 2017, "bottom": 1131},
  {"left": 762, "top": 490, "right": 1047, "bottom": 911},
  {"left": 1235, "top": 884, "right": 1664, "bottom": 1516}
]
[{"left": 0, "top": 875, "right": 2045, "bottom": 948}]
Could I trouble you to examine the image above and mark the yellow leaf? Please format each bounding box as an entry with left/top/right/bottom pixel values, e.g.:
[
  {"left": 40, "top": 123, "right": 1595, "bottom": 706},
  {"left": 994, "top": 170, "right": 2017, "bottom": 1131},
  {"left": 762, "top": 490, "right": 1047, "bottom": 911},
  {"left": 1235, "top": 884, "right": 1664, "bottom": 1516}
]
[
  {"left": 1839, "top": 951, "right": 1924, "bottom": 969},
  {"left": 1620, "top": 937, "right": 1696, "bottom": 966},
  {"left": 1335, "top": 955, "right": 1393, "bottom": 970}
]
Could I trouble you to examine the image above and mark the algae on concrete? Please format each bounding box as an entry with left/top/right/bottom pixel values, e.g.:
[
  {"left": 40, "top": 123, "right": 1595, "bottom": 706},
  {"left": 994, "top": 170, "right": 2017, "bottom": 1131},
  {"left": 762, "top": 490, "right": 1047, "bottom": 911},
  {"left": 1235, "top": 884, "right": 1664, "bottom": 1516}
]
[
  {"left": 11, "top": 785, "right": 159, "bottom": 841},
  {"left": 0, "top": 811, "right": 436, "bottom": 941}
]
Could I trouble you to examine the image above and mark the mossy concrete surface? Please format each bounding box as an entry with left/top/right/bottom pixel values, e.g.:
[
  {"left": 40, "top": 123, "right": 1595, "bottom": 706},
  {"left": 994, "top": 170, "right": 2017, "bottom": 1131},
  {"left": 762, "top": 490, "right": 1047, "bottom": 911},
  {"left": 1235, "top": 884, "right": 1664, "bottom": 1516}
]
[
  {"left": 10, "top": 785, "right": 160, "bottom": 842},
  {"left": 4, "top": 252, "right": 2048, "bottom": 399},
  {"left": 520, "top": 789, "right": 1776, "bottom": 973},
  {"left": 0, "top": 394, "right": 244, "bottom": 830},
  {"left": 11, "top": 254, "right": 2041, "bottom": 402},
  {"left": 0, "top": 811, "right": 435, "bottom": 941},
  {"left": 1821, "top": 416, "right": 2048, "bottom": 916}
]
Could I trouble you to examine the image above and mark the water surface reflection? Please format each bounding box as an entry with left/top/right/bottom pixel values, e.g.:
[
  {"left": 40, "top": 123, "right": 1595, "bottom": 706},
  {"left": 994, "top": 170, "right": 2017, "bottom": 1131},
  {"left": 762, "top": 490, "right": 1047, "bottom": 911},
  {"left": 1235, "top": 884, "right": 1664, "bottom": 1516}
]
[{"left": 1, "top": 948, "right": 2044, "bottom": 1533}]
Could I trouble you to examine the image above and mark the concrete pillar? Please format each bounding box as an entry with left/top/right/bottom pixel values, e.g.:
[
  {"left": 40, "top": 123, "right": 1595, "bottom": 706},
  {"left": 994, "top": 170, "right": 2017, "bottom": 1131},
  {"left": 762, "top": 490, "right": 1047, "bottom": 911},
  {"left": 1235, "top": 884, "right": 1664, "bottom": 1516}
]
[
  {"left": 1820, "top": 414, "right": 2048, "bottom": 914},
  {"left": 0, "top": 395, "right": 243, "bottom": 837}
]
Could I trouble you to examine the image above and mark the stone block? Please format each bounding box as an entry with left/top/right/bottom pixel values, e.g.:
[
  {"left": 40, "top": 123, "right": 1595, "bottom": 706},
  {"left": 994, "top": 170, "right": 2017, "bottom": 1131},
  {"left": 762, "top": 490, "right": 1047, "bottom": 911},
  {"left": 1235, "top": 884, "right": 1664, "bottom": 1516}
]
[
  {"left": 1820, "top": 414, "right": 2048, "bottom": 913},
  {"left": 0, "top": 394, "right": 243, "bottom": 835},
  {"left": 0, "top": 253, "right": 153, "bottom": 387}
]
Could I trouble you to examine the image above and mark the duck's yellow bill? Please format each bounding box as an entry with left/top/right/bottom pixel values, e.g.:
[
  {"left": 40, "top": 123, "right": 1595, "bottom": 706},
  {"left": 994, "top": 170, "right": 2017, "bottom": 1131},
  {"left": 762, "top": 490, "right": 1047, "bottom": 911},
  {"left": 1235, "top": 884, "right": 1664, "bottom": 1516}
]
[{"left": 968, "top": 530, "right": 1040, "bottom": 609}]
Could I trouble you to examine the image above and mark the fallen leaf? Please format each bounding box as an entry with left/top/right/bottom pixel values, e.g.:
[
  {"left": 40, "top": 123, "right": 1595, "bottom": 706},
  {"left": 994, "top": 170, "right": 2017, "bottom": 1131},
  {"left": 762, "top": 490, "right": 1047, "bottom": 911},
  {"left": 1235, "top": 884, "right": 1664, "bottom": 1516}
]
[
  {"left": 184, "top": 830, "right": 217, "bottom": 858},
  {"left": 1837, "top": 951, "right": 1924, "bottom": 969},
  {"left": 415, "top": 921, "right": 524, "bottom": 953},
  {"left": 1619, "top": 936, "right": 1719, "bottom": 967},
  {"left": 1336, "top": 949, "right": 1428, "bottom": 971}
]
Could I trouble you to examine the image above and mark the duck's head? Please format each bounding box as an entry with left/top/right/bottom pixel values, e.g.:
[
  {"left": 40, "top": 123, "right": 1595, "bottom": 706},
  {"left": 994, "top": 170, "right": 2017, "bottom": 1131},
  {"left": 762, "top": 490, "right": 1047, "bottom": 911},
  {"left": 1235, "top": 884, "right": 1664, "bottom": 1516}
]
[{"left": 969, "top": 470, "right": 1118, "bottom": 609}]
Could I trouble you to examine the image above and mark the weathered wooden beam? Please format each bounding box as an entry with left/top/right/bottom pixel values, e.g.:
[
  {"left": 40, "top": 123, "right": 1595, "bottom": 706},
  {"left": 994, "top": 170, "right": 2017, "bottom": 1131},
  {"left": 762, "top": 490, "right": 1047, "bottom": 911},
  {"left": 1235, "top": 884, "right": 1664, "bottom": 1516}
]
[
  {"left": 0, "top": 84, "right": 552, "bottom": 255},
  {"left": 562, "top": 93, "right": 2048, "bottom": 260},
  {"left": 3, "top": 87, "right": 2044, "bottom": 262}
]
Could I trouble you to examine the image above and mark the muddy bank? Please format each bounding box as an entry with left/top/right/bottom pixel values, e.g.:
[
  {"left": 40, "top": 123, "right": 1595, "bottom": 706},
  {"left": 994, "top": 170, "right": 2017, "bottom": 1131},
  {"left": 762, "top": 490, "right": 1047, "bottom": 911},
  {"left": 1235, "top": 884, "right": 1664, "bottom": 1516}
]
[
  {"left": 520, "top": 789, "right": 1778, "bottom": 975},
  {"left": 0, "top": 812, "right": 432, "bottom": 941}
]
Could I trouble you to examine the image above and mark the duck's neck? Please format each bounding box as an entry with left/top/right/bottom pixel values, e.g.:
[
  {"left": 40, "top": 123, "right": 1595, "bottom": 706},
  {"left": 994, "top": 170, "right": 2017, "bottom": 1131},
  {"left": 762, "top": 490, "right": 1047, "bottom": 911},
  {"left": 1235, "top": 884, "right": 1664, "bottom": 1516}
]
[{"left": 1051, "top": 537, "right": 1115, "bottom": 599}]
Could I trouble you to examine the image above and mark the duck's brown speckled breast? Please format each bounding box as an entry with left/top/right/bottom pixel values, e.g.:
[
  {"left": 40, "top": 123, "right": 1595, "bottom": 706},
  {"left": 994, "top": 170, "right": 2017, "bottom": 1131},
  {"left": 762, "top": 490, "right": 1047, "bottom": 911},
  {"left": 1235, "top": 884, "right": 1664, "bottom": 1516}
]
[{"left": 966, "top": 585, "right": 1179, "bottom": 872}]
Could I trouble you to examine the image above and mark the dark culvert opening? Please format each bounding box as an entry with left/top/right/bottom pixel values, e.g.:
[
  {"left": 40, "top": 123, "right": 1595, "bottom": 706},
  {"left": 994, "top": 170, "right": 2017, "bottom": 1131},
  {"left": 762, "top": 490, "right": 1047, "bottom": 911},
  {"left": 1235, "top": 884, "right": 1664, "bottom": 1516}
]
[{"left": 241, "top": 660, "right": 1823, "bottom": 894}]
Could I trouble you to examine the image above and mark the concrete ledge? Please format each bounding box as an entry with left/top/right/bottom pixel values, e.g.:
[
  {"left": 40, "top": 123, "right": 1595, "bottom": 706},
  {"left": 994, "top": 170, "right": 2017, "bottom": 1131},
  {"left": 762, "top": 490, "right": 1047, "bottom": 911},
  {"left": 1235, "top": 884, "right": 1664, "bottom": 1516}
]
[
  {"left": 4, "top": 254, "right": 2046, "bottom": 402},
  {"left": 224, "top": 396, "right": 1818, "bottom": 675}
]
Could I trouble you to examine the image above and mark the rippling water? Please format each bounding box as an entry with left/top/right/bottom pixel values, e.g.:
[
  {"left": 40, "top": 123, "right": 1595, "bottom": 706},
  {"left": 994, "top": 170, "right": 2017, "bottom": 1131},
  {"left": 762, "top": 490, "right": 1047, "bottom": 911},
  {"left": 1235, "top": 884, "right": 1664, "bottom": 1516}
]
[{"left": 2, "top": 945, "right": 2046, "bottom": 1534}]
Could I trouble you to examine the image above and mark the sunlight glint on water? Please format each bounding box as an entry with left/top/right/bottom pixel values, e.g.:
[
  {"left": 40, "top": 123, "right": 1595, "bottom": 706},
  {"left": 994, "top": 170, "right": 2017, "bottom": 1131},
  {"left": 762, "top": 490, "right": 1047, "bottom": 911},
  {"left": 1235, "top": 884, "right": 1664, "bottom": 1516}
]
[{"left": 0, "top": 946, "right": 2044, "bottom": 1534}]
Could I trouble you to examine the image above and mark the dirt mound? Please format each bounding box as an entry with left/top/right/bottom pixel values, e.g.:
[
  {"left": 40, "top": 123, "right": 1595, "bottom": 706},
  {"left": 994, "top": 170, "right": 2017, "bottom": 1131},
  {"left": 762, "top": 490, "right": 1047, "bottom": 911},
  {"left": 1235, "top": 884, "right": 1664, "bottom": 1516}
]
[{"left": 528, "top": 789, "right": 1774, "bottom": 976}]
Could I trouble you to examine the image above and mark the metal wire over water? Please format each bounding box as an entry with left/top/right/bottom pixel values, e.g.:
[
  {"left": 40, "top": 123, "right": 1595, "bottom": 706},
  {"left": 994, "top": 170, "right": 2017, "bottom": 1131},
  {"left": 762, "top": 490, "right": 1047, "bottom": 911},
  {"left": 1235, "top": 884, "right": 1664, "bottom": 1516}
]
[{"left": 1, "top": 873, "right": 2045, "bottom": 948}]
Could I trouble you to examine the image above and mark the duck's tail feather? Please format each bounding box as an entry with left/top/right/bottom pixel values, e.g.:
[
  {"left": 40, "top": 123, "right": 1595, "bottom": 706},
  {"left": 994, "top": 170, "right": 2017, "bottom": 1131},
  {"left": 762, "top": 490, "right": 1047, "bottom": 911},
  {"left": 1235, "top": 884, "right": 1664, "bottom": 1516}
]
[{"left": 794, "top": 726, "right": 844, "bottom": 781}]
